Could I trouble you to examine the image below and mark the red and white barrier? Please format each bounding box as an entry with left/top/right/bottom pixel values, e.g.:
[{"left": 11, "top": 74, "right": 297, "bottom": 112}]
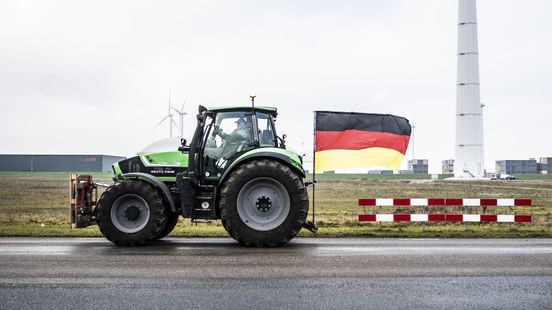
[
  {"left": 358, "top": 214, "right": 531, "bottom": 222},
  {"left": 358, "top": 198, "right": 533, "bottom": 223},
  {"left": 358, "top": 198, "right": 532, "bottom": 207}
]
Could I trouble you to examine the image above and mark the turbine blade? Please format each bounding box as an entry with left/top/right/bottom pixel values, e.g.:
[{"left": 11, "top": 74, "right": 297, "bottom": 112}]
[
  {"left": 171, "top": 118, "right": 179, "bottom": 129},
  {"left": 154, "top": 115, "right": 169, "bottom": 129}
]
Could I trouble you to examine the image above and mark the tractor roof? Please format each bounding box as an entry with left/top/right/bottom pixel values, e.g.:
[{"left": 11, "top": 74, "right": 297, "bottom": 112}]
[{"left": 207, "top": 106, "right": 278, "bottom": 115}]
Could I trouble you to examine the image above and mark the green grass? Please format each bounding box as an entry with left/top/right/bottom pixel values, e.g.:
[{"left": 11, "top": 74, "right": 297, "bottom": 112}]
[
  {"left": 513, "top": 174, "right": 552, "bottom": 180},
  {"left": 1, "top": 222, "right": 550, "bottom": 238},
  {"left": 0, "top": 224, "right": 103, "bottom": 237},
  {"left": 0, "top": 171, "right": 113, "bottom": 179},
  {"left": 0, "top": 172, "right": 551, "bottom": 238},
  {"left": 307, "top": 173, "right": 552, "bottom": 180},
  {"left": 307, "top": 173, "right": 436, "bottom": 180}
]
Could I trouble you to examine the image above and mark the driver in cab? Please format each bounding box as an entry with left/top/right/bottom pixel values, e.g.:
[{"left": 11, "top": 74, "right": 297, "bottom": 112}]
[{"left": 205, "top": 117, "right": 252, "bottom": 160}]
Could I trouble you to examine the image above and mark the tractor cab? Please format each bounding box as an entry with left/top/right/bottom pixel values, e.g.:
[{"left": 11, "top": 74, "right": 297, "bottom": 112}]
[
  {"left": 184, "top": 105, "right": 285, "bottom": 184},
  {"left": 197, "top": 106, "right": 279, "bottom": 182}
]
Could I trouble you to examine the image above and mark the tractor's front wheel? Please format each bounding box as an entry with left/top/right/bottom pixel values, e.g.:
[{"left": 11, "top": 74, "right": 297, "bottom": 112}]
[
  {"left": 220, "top": 159, "right": 308, "bottom": 247},
  {"left": 96, "top": 180, "right": 167, "bottom": 246}
]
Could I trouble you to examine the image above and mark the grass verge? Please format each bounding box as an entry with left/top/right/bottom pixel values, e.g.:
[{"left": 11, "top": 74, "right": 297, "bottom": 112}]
[{"left": 1, "top": 222, "right": 550, "bottom": 238}]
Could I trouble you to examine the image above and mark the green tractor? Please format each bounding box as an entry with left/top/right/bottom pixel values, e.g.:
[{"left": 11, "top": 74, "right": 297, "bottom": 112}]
[{"left": 74, "top": 100, "right": 314, "bottom": 247}]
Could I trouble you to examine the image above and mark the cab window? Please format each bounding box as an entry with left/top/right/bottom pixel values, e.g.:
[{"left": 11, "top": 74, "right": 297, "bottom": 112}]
[
  {"left": 202, "top": 111, "right": 255, "bottom": 178},
  {"left": 257, "top": 113, "right": 276, "bottom": 147}
]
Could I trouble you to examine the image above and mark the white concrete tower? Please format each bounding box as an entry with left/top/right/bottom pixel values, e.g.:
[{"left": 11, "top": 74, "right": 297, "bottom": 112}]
[{"left": 454, "top": 0, "right": 485, "bottom": 178}]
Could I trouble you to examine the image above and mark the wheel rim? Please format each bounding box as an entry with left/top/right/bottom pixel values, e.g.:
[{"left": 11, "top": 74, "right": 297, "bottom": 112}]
[
  {"left": 236, "top": 177, "right": 290, "bottom": 231},
  {"left": 110, "top": 194, "right": 151, "bottom": 233}
]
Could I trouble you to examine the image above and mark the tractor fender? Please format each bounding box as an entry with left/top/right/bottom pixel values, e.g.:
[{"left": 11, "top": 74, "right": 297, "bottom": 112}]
[
  {"left": 121, "top": 172, "right": 176, "bottom": 212},
  {"left": 220, "top": 151, "right": 306, "bottom": 184}
]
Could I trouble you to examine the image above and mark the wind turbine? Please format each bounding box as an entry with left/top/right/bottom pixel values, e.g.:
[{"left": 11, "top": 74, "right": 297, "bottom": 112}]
[
  {"left": 172, "top": 95, "right": 188, "bottom": 138},
  {"left": 454, "top": 0, "right": 485, "bottom": 178},
  {"left": 154, "top": 88, "right": 179, "bottom": 138}
]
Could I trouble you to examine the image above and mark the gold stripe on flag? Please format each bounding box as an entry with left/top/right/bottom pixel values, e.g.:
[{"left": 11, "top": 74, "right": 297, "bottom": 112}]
[{"left": 314, "top": 147, "right": 405, "bottom": 173}]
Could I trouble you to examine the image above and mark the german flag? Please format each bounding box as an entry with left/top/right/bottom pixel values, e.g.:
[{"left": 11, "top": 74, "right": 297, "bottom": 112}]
[{"left": 315, "top": 111, "right": 411, "bottom": 173}]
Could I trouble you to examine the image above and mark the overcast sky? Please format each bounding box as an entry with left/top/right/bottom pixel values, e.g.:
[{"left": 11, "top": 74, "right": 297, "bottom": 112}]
[{"left": 0, "top": 0, "right": 550, "bottom": 173}]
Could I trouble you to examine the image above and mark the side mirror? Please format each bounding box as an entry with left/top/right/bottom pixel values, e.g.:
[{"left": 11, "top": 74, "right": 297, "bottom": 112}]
[
  {"left": 178, "top": 138, "right": 190, "bottom": 153},
  {"left": 280, "top": 134, "right": 287, "bottom": 147}
]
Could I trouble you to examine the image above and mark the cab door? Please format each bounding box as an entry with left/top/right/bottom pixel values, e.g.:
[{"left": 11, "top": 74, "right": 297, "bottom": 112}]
[{"left": 200, "top": 111, "right": 255, "bottom": 181}]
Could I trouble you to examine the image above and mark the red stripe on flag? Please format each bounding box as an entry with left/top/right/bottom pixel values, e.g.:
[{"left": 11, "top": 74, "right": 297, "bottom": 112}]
[
  {"left": 445, "top": 198, "right": 463, "bottom": 206},
  {"left": 394, "top": 199, "right": 410, "bottom": 206},
  {"left": 358, "top": 199, "right": 376, "bottom": 206},
  {"left": 480, "top": 199, "right": 497, "bottom": 206},
  {"left": 315, "top": 130, "right": 410, "bottom": 153},
  {"left": 428, "top": 198, "right": 445, "bottom": 206},
  {"left": 394, "top": 214, "right": 411, "bottom": 221},
  {"left": 358, "top": 214, "right": 376, "bottom": 221},
  {"left": 514, "top": 215, "right": 532, "bottom": 222},
  {"left": 480, "top": 214, "right": 497, "bottom": 222},
  {"left": 446, "top": 214, "right": 463, "bottom": 222},
  {"left": 428, "top": 214, "right": 446, "bottom": 221},
  {"left": 514, "top": 199, "right": 532, "bottom": 206}
]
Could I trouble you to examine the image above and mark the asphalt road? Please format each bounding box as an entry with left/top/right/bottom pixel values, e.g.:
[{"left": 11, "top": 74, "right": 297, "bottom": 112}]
[{"left": 0, "top": 238, "right": 551, "bottom": 309}]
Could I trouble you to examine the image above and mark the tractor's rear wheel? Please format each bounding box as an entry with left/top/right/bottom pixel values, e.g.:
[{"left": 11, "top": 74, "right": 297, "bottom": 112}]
[
  {"left": 96, "top": 180, "right": 167, "bottom": 246},
  {"left": 220, "top": 159, "right": 308, "bottom": 247}
]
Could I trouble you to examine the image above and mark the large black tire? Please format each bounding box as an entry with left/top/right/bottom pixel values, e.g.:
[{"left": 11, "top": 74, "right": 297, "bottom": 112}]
[
  {"left": 220, "top": 159, "right": 309, "bottom": 247},
  {"left": 96, "top": 180, "right": 167, "bottom": 246},
  {"left": 152, "top": 211, "right": 179, "bottom": 240}
]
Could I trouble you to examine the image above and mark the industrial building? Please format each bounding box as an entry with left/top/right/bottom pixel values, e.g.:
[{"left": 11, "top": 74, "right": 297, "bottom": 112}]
[
  {"left": 0, "top": 154, "right": 126, "bottom": 172},
  {"left": 495, "top": 160, "right": 537, "bottom": 174},
  {"left": 535, "top": 157, "right": 552, "bottom": 174},
  {"left": 442, "top": 159, "right": 454, "bottom": 174},
  {"left": 408, "top": 159, "right": 429, "bottom": 174}
]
